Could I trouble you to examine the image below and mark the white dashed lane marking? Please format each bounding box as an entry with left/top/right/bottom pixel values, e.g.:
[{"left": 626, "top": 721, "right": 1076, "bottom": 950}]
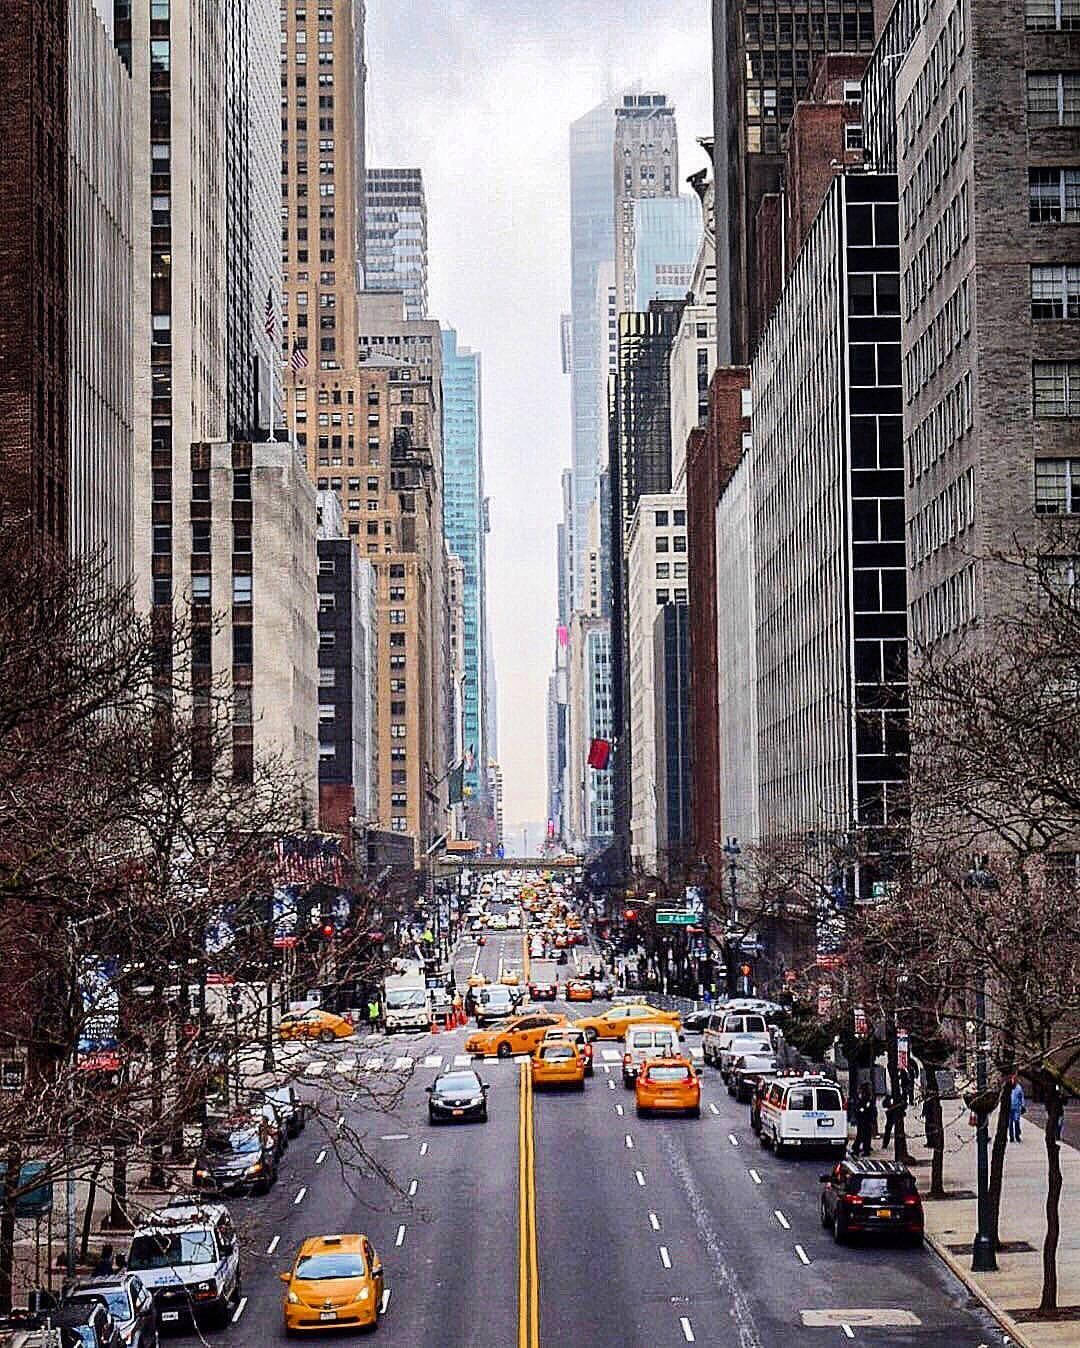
[
  {"left": 315, "top": 1149, "right": 327, "bottom": 1165},
  {"left": 774, "top": 1210, "right": 790, "bottom": 1230},
  {"left": 393, "top": 1056, "right": 413, "bottom": 1070},
  {"left": 423, "top": 1055, "right": 443, "bottom": 1067},
  {"left": 748, "top": 1168, "right": 762, "bottom": 1184},
  {"left": 794, "top": 1244, "right": 811, "bottom": 1265},
  {"left": 659, "top": 1245, "right": 672, "bottom": 1269},
  {"left": 648, "top": 1212, "right": 660, "bottom": 1231},
  {"left": 708, "top": 1103, "right": 720, "bottom": 1115},
  {"left": 395, "top": 1225, "right": 406, "bottom": 1248},
  {"left": 728, "top": 1133, "right": 739, "bottom": 1146},
  {"left": 231, "top": 1296, "right": 248, "bottom": 1324},
  {"left": 266, "top": 1235, "right": 279, "bottom": 1255},
  {"left": 407, "top": 1179, "right": 418, "bottom": 1197},
  {"left": 634, "top": 1170, "right": 646, "bottom": 1186},
  {"left": 293, "top": 1187, "right": 307, "bottom": 1205},
  {"left": 625, "top": 1134, "right": 634, "bottom": 1149},
  {"left": 680, "top": 1316, "right": 696, "bottom": 1343}
]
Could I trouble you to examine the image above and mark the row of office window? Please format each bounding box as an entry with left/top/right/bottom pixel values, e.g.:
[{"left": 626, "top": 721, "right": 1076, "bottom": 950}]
[
  {"left": 902, "top": 181, "right": 969, "bottom": 321},
  {"left": 901, "top": 89, "right": 968, "bottom": 240},
  {"left": 908, "top": 466, "right": 975, "bottom": 566},
  {"left": 907, "top": 370, "right": 972, "bottom": 483},
  {"left": 1033, "top": 360, "right": 1080, "bottom": 416},
  {"left": 910, "top": 561, "right": 977, "bottom": 643},
  {"left": 1035, "top": 458, "right": 1080, "bottom": 513},
  {"left": 1029, "top": 168, "right": 1080, "bottom": 223},
  {"left": 1025, "top": 0, "right": 1080, "bottom": 29},
  {"left": 905, "top": 275, "right": 970, "bottom": 400},
  {"left": 899, "top": 0, "right": 965, "bottom": 152}
]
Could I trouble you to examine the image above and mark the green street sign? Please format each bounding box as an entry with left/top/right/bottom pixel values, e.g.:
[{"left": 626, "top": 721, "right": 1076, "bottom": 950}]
[{"left": 655, "top": 910, "right": 696, "bottom": 926}]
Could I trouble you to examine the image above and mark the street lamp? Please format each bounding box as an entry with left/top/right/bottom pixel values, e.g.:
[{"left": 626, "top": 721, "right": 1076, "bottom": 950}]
[{"left": 963, "top": 856, "right": 999, "bottom": 1274}]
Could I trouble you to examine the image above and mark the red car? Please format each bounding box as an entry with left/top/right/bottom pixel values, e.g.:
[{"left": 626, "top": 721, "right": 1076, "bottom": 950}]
[{"left": 528, "top": 981, "right": 558, "bottom": 1000}]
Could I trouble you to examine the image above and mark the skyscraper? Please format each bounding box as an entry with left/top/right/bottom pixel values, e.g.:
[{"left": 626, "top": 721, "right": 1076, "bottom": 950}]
[
  {"left": 568, "top": 98, "right": 616, "bottom": 608},
  {"left": 711, "top": 0, "right": 880, "bottom": 363},
  {"left": 613, "top": 93, "right": 680, "bottom": 315},
  {"left": 441, "top": 327, "right": 490, "bottom": 806},
  {"left": 365, "top": 168, "right": 429, "bottom": 318},
  {"left": 631, "top": 195, "right": 703, "bottom": 311}
]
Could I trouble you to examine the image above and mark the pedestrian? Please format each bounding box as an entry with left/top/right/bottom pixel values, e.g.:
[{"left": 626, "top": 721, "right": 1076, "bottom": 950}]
[
  {"left": 1008, "top": 1074, "right": 1026, "bottom": 1142},
  {"left": 93, "top": 1245, "right": 115, "bottom": 1277},
  {"left": 464, "top": 987, "right": 476, "bottom": 1019},
  {"left": 853, "top": 1083, "right": 876, "bottom": 1156},
  {"left": 881, "top": 1089, "right": 906, "bottom": 1150},
  {"left": 897, "top": 1064, "right": 914, "bottom": 1106},
  {"left": 367, "top": 996, "right": 381, "bottom": 1034}
]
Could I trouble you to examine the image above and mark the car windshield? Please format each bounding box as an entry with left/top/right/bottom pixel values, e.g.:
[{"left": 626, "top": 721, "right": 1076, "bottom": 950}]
[
  {"left": 206, "top": 1130, "right": 260, "bottom": 1155},
  {"left": 854, "top": 1175, "right": 915, "bottom": 1198},
  {"left": 69, "top": 1288, "right": 133, "bottom": 1321},
  {"left": 129, "top": 1229, "right": 215, "bottom": 1269},
  {"left": 295, "top": 1252, "right": 366, "bottom": 1280},
  {"left": 435, "top": 1073, "right": 480, "bottom": 1094},
  {"left": 386, "top": 989, "right": 425, "bottom": 1009},
  {"left": 647, "top": 1066, "right": 691, "bottom": 1082}
]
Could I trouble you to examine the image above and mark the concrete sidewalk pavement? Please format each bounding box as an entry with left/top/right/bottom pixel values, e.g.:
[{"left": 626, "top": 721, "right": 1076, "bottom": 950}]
[{"left": 878, "top": 1094, "right": 1080, "bottom": 1347}]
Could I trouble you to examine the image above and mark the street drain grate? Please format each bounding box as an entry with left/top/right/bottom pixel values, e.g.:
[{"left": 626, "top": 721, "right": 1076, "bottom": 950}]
[
  {"left": 923, "top": 1188, "right": 977, "bottom": 1201},
  {"left": 945, "top": 1240, "right": 1036, "bottom": 1255}
]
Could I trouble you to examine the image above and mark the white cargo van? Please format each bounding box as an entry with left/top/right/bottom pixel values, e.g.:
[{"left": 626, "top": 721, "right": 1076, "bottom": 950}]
[{"left": 758, "top": 1075, "right": 847, "bottom": 1158}]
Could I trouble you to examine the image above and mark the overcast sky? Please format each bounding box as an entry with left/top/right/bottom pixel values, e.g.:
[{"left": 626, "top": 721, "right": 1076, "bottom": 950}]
[{"left": 366, "top": 0, "right": 712, "bottom": 838}]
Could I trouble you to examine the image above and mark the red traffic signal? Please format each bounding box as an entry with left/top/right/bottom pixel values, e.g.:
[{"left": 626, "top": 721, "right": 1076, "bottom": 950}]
[
  {"left": 740, "top": 964, "right": 752, "bottom": 977},
  {"left": 624, "top": 908, "right": 638, "bottom": 922},
  {"left": 321, "top": 923, "right": 335, "bottom": 939}
]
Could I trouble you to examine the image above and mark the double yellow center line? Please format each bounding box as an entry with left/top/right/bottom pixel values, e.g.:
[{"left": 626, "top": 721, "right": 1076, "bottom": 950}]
[{"left": 518, "top": 1059, "right": 539, "bottom": 1348}]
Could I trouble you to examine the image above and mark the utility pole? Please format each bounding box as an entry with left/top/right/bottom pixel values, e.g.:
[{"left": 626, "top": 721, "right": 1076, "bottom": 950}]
[{"left": 722, "top": 837, "right": 741, "bottom": 996}]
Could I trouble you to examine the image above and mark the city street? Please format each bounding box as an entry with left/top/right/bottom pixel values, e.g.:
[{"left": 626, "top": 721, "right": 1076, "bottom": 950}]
[{"left": 154, "top": 904, "right": 1009, "bottom": 1347}]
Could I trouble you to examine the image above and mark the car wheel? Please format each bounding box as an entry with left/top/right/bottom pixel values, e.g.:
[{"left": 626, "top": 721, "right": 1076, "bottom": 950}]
[
  {"left": 636, "top": 1104, "right": 647, "bottom": 1118},
  {"left": 689, "top": 1105, "right": 701, "bottom": 1119},
  {"left": 497, "top": 1042, "right": 512, "bottom": 1059},
  {"left": 428, "top": 1108, "right": 439, "bottom": 1125},
  {"left": 774, "top": 1142, "right": 787, "bottom": 1159},
  {"left": 622, "top": 1074, "right": 634, "bottom": 1089},
  {"left": 319, "top": 1028, "right": 336, "bottom": 1044},
  {"left": 833, "top": 1216, "right": 846, "bottom": 1245},
  {"left": 577, "top": 1079, "right": 586, "bottom": 1092},
  {"left": 480, "top": 1106, "right": 489, "bottom": 1122}
]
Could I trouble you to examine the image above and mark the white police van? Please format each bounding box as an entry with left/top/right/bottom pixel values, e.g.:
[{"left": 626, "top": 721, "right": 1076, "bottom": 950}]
[
  {"left": 758, "top": 1074, "right": 847, "bottom": 1158},
  {"left": 126, "top": 1198, "right": 242, "bottom": 1329}
]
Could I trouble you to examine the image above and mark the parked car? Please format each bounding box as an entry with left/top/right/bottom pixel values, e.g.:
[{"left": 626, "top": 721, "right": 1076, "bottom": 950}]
[
  {"left": 193, "top": 1121, "right": 279, "bottom": 1195},
  {"left": 51, "top": 1301, "right": 122, "bottom": 1348},
  {"left": 680, "top": 1008, "right": 712, "bottom": 1034},
  {"left": 819, "top": 1158, "right": 924, "bottom": 1245},
  {"left": 254, "top": 1083, "right": 307, "bottom": 1139},
  {"left": 474, "top": 984, "right": 516, "bottom": 1025},
  {"left": 703, "top": 1012, "right": 771, "bottom": 1072},
  {"left": 727, "top": 1053, "right": 779, "bottom": 1103},
  {"left": 61, "top": 1275, "right": 157, "bottom": 1348}
]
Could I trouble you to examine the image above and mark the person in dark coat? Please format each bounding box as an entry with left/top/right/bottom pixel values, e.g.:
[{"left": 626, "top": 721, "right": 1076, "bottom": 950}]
[
  {"left": 881, "top": 1090, "right": 906, "bottom": 1149},
  {"left": 852, "top": 1083, "right": 877, "bottom": 1156}
]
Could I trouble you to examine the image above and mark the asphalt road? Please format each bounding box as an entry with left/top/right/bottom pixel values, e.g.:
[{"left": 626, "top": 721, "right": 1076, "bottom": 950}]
[{"left": 153, "top": 899, "right": 1010, "bottom": 1347}]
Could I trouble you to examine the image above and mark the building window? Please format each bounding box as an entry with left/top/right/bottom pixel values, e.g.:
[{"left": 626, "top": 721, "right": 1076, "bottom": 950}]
[
  {"left": 191, "top": 574, "right": 210, "bottom": 601},
  {"left": 653, "top": 510, "right": 668, "bottom": 526},
  {"left": 391, "top": 817, "right": 408, "bottom": 832},
  {"left": 655, "top": 562, "right": 670, "bottom": 578},
  {"left": 673, "top": 561, "right": 687, "bottom": 578},
  {"left": 656, "top": 589, "right": 670, "bottom": 604},
  {"left": 844, "top": 123, "right": 864, "bottom": 151},
  {"left": 318, "top": 704, "right": 335, "bottom": 722},
  {"left": 319, "top": 744, "right": 336, "bottom": 760},
  {"left": 1031, "top": 264, "right": 1080, "bottom": 319},
  {"left": 672, "top": 535, "right": 687, "bottom": 552},
  {"left": 192, "top": 520, "right": 211, "bottom": 554},
  {"left": 672, "top": 509, "right": 686, "bottom": 526},
  {"left": 232, "top": 574, "right": 252, "bottom": 604},
  {"left": 655, "top": 536, "right": 669, "bottom": 553},
  {"left": 319, "top": 667, "right": 335, "bottom": 688},
  {"left": 1033, "top": 360, "right": 1080, "bottom": 415},
  {"left": 1029, "top": 168, "right": 1080, "bottom": 222},
  {"left": 232, "top": 625, "right": 253, "bottom": 665},
  {"left": 388, "top": 609, "right": 405, "bottom": 624},
  {"left": 390, "top": 723, "right": 406, "bottom": 738},
  {"left": 319, "top": 633, "right": 335, "bottom": 650},
  {"left": 1026, "top": 0, "right": 1080, "bottom": 30},
  {"left": 1028, "top": 72, "right": 1080, "bottom": 126},
  {"left": 1035, "top": 458, "right": 1080, "bottom": 512}
]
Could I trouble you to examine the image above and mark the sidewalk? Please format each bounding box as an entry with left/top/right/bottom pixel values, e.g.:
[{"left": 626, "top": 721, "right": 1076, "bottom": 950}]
[{"left": 884, "top": 1096, "right": 1080, "bottom": 1347}]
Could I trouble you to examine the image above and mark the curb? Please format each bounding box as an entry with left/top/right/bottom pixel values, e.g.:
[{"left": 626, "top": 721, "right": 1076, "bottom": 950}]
[{"left": 924, "top": 1230, "right": 1041, "bottom": 1348}]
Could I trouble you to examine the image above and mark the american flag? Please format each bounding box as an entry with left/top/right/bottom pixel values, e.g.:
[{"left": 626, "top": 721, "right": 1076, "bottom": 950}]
[
  {"left": 263, "top": 287, "right": 276, "bottom": 338},
  {"left": 289, "top": 340, "right": 308, "bottom": 371}
]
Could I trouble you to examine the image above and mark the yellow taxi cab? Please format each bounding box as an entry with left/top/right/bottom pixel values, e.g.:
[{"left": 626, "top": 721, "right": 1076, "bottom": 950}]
[
  {"left": 280, "top": 1233, "right": 384, "bottom": 1334},
  {"left": 635, "top": 1055, "right": 701, "bottom": 1118},
  {"left": 466, "top": 973, "right": 488, "bottom": 989},
  {"left": 500, "top": 969, "right": 521, "bottom": 986},
  {"left": 573, "top": 1003, "right": 682, "bottom": 1042},
  {"left": 565, "top": 979, "right": 595, "bottom": 1002},
  {"left": 542, "top": 1024, "right": 594, "bottom": 1075},
  {"left": 531, "top": 1040, "right": 587, "bottom": 1091},
  {"left": 278, "top": 1008, "right": 355, "bottom": 1043},
  {"left": 465, "top": 1012, "right": 566, "bottom": 1059}
]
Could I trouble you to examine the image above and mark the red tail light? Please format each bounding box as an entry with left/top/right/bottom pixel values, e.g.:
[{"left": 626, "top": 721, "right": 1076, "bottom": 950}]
[
  {"left": 903, "top": 1194, "right": 921, "bottom": 1206},
  {"left": 842, "top": 1194, "right": 863, "bottom": 1206}
]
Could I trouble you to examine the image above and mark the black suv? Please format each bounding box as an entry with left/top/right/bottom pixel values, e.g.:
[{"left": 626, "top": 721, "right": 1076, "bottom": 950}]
[{"left": 819, "top": 1158, "right": 924, "bottom": 1245}]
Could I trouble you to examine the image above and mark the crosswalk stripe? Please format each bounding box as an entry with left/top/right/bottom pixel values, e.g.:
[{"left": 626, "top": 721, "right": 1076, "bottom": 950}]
[
  {"left": 364, "top": 1057, "right": 383, "bottom": 1071},
  {"left": 393, "top": 1056, "right": 414, "bottom": 1070},
  {"left": 335, "top": 1058, "right": 356, "bottom": 1073},
  {"left": 304, "top": 1060, "right": 327, "bottom": 1077},
  {"left": 601, "top": 1049, "right": 621, "bottom": 1062},
  {"left": 453, "top": 1054, "right": 472, "bottom": 1067},
  {"left": 423, "top": 1055, "right": 443, "bottom": 1068}
]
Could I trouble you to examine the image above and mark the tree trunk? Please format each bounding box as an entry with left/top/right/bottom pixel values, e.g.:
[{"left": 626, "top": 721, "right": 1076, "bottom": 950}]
[
  {"left": 1039, "top": 1093, "right": 1064, "bottom": 1314},
  {"left": 0, "top": 1143, "right": 22, "bottom": 1313},
  {"left": 148, "top": 983, "right": 167, "bottom": 1189},
  {"left": 924, "top": 1089, "right": 946, "bottom": 1199},
  {"left": 107, "top": 1142, "right": 129, "bottom": 1229},
  {"left": 987, "top": 1079, "right": 1011, "bottom": 1252},
  {"left": 79, "top": 1162, "right": 102, "bottom": 1262}
]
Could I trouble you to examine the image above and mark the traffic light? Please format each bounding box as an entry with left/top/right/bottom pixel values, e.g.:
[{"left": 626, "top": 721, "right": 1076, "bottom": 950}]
[
  {"left": 624, "top": 908, "right": 638, "bottom": 922},
  {"left": 321, "top": 923, "right": 335, "bottom": 940},
  {"left": 740, "top": 964, "right": 751, "bottom": 978}
]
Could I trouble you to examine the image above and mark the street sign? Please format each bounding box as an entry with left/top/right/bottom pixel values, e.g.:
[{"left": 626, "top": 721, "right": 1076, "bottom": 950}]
[{"left": 655, "top": 910, "right": 696, "bottom": 926}]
